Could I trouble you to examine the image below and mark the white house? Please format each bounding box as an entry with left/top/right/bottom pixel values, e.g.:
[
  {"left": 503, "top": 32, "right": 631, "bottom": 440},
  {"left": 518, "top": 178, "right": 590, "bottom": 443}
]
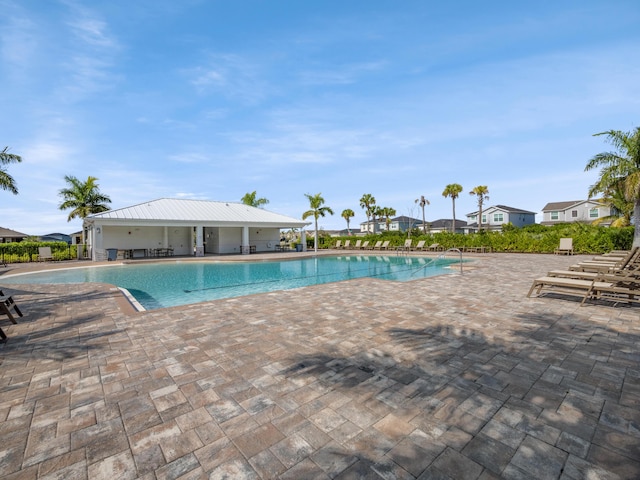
[
  {"left": 541, "top": 200, "right": 612, "bottom": 225},
  {"left": 83, "top": 198, "right": 310, "bottom": 261},
  {"left": 359, "top": 216, "right": 422, "bottom": 233},
  {"left": 465, "top": 205, "right": 536, "bottom": 232}
]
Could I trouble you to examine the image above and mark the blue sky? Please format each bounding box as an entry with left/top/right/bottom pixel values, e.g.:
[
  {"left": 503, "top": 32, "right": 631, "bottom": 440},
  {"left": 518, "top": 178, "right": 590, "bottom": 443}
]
[{"left": 1, "top": 1, "right": 639, "bottom": 235}]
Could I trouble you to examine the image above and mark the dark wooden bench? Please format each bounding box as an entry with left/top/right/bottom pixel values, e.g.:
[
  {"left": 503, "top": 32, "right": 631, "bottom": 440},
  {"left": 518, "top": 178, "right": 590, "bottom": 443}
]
[{"left": 0, "top": 291, "right": 23, "bottom": 341}]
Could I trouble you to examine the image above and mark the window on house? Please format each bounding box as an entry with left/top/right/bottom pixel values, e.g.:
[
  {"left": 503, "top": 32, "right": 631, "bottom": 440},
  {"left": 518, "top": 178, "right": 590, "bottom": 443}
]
[
  {"left": 571, "top": 210, "right": 578, "bottom": 218},
  {"left": 590, "top": 208, "right": 599, "bottom": 218},
  {"left": 493, "top": 213, "right": 504, "bottom": 222},
  {"left": 551, "top": 211, "right": 559, "bottom": 220},
  {"left": 482, "top": 214, "right": 487, "bottom": 224}
]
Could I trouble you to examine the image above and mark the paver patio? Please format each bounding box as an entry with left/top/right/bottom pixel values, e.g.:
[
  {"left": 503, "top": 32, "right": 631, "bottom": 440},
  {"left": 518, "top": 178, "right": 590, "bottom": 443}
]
[{"left": 1, "top": 252, "right": 639, "bottom": 479}]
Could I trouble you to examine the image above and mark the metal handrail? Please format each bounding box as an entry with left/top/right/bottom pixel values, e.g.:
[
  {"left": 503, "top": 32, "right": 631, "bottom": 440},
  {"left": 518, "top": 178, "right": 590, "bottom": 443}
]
[
  {"left": 410, "top": 247, "right": 464, "bottom": 276},
  {"left": 439, "top": 248, "right": 463, "bottom": 274}
]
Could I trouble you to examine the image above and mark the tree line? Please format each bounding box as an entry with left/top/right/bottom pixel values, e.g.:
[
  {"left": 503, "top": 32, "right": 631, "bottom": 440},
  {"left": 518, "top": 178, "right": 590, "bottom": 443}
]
[{"left": 2, "top": 126, "right": 639, "bottom": 247}]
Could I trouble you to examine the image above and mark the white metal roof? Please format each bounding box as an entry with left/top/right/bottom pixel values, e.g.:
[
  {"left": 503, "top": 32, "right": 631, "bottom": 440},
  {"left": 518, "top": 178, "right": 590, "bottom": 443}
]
[{"left": 85, "top": 198, "right": 310, "bottom": 228}]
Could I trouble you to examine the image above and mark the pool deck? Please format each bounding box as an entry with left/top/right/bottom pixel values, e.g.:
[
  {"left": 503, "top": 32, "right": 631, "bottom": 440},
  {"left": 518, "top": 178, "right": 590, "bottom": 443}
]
[{"left": 1, "top": 251, "right": 639, "bottom": 479}]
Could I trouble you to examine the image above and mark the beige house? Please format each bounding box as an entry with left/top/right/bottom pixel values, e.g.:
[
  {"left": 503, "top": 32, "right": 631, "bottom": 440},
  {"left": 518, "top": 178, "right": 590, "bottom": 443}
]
[
  {"left": 83, "top": 198, "right": 309, "bottom": 261},
  {"left": 465, "top": 205, "right": 536, "bottom": 232},
  {"left": 0, "top": 227, "right": 28, "bottom": 243},
  {"left": 541, "top": 200, "right": 612, "bottom": 226}
]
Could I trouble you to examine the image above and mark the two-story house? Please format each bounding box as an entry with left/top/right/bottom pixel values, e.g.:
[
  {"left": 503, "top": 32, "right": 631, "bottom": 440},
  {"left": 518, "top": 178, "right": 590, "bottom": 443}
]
[
  {"left": 359, "top": 216, "right": 422, "bottom": 233},
  {"left": 465, "top": 205, "right": 536, "bottom": 232},
  {"left": 541, "top": 200, "right": 612, "bottom": 225}
]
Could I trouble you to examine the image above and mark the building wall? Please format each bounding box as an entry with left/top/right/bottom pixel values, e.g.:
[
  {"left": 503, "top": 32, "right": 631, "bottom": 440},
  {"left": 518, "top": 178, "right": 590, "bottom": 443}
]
[
  {"left": 100, "top": 226, "right": 193, "bottom": 256},
  {"left": 215, "top": 227, "right": 281, "bottom": 254},
  {"left": 543, "top": 202, "right": 608, "bottom": 223}
]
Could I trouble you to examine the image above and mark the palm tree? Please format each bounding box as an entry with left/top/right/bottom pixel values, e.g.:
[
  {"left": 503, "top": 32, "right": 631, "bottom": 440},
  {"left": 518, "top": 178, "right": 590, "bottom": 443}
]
[
  {"left": 371, "top": 206, "right": 384, "bottom": 234},
  {"left": 359, "top": 194, "right": 376, "bottom": 234},
  {"left": 302, "top": 193, "right": 334, "bottom": 253},
  {"left": 415, "top": 195, "right": 430, "bottom": 234},
  {"left": 593, "top": 184, "right": 632, "bottom": 227},
  {"left": 442, "top": 183, "right": 463, "bottom": 233},
  {"left": 241, "top": 191, "right": 269, "bottom": 208},
  {"left": 0, "top": 146, "right": 22, "bottom": 195},
  {"left": 585, "top": 127, "right": 640, "bottom": 246},
  {"left": 58, "top": 175, "right": 112, "bottom": 222},
  {"left": 469, "top": 185, "right": 490, "bottom": 231},
  {"left": 341, "top": 209, "right": 355, "bottom": 235},
  {"left": 381, "top": 207, "right": 396, "bottom": 231}
]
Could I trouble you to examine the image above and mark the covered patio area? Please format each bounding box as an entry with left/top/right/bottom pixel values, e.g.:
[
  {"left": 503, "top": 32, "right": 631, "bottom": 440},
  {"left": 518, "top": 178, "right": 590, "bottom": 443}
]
[{"left": 83, "top": 198, "right": 309, "bottom": 261}]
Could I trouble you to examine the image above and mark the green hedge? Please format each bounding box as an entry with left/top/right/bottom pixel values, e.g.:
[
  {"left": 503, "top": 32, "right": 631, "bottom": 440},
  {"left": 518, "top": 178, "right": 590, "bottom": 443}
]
[
  {"left": 0, "top": 241, "right": 74, "bottom": 263},
  {"left": 326, "top": 224, "right": 634, "bottom": 254}
]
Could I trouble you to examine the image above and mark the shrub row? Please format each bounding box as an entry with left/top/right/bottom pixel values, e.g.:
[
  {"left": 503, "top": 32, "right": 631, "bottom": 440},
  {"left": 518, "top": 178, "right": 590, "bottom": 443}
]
[
  {"left": 0, "top": 241, "right": 75, "bottom": 263},
  {"left": 324, "top": 224, "right": 634, "bottom": 254}
]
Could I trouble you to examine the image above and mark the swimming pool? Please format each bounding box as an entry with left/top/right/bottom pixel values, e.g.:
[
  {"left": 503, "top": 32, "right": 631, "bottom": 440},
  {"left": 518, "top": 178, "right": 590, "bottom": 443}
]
[{"left": 1, "top": 255, "right": 461, "bottom": 310}]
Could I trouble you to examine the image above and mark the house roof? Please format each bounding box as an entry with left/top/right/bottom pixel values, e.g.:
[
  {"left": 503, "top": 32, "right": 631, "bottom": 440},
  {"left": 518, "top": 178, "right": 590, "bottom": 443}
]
[
  {"left": 0, "top": 227, "right": 28, "bottom": 238},
  {"left": 84, "top": 198, "right": 310, "bottom": 228},
  {"left": 541, "top": 200, "right": 601, "bottom": 211},
  {"left": 428, "top": 219, "right": 467, "bottom": 228},
  {"left": 468, "top": 204, "right": 536, "bottom": 216},
  {"left": 359, "top": 215, "right": 420, "bottom": 225}
]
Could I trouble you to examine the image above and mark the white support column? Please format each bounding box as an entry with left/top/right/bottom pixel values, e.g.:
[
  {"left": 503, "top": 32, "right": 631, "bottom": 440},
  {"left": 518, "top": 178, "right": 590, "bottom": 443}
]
[
  {"left": 195, "top": 225, "right": 204, "bottom": 257},
  {"left": 301, "top": 230, "right": 307, "bottom": 251},
  {"left": 242, "top": 226, "right": 250, "bottom": 254},
  {"left": 163, "top": 226, "right": 169, "bottom": 248}
]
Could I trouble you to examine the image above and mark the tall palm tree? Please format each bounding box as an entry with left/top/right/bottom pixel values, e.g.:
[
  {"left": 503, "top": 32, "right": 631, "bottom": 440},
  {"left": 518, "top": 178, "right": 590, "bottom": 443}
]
[
  {"left": 241, "top": 190, "right": 269, "bottom": 208},
  {"left": 58, "top": 175, "right": 112, "bottom": 222},
  {"left": 0, "top": 146, "right": 22, "bottom": 195},
  {"left": 359, "top": 194, "right": 376, "bottom": 234},
  {"left": 442, "top": 183, "right": 463, "bottom": 233},
  {"left": 469, "top": 185, "right": 489, "bottom": 231},
  {"left": 585, "top": 127, "right": 640, "bottom": 246},
  {"left": 341, "top": 209, "right": 355, "bottom": 235},
  {"left": 415, "top": 195, "right": 430, "bottom": 234},
  {"left": 302, "top": 193, "right": 334, "bottom": 253}
]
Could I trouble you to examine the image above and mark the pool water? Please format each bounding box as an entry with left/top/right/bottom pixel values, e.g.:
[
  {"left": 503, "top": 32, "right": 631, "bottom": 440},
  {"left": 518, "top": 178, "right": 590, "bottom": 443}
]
[{"left": 1, "top": 255, "right": 461, "bottom": 310}]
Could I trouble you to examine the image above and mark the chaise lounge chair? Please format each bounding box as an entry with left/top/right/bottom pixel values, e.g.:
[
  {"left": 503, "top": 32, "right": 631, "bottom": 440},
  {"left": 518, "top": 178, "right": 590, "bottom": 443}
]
[
  {"left": 333, "top": 240, "right": 342, "bottom": 249},
  {"left": 554, "top": 238, "right": 574, "bottom": 255},
  {"left": 528, "top": 266, "right": 640, "bottom": 306},
  {"left": 411, "top": 240, "right": 426, "bottom": 251},
  {"left": 568, "top": 247, "right": 640, "bottom": 273},
  {"left": 38, "top": 246, "right": 54, "bottom": 261},
  {"left": 370, "top": 241, "right": 382, "bottom": 250},
  {"left": 427, "top": 243, "right": 442, "bottom": 251},
  {"left": 342, "top": 240, "right": 351, "bottom": 249},
  {"left": 396, "top": 239, "right": 412, "bottom": 251},
  {"left": 360, "top": 240, "right": 369, "bottom": 250},
  {"left": 351, "top": 240, "right": 362, "bottom": 250},
  {"left": 549, "top": 248, "right": 640, "bottom": 279}
]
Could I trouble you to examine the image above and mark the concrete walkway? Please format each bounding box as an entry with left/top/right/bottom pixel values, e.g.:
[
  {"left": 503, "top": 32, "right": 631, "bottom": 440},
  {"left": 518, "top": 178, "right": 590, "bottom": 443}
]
[{"left": 1, "top": 252, "right": 639, "bottom": 479}]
